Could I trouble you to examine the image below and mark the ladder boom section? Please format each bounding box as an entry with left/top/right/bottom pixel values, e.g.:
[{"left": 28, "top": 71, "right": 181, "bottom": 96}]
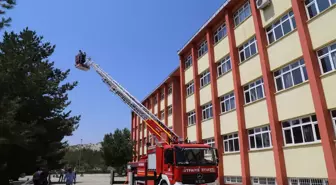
[{"left": 86, "top": 60, "right": 180, "bottom": 144}]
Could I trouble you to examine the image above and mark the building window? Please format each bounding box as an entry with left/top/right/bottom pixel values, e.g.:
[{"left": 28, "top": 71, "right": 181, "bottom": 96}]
[
  {"left": 202, "top": 103, "right": 213, "bottom": 120},
  {"left": 282, "top": 115, "right": 320, "bottom": 145},
  {"left": 168, "top": 85, "right": 172, "bottom": 95},
  {"left": 186, "top": 81, "right": 194, "bottom": 96},
  {"left": 154, "top": 97, "right": 157, "bottom": 105},
  {"left": 160, "top": 91, "right": 164, "bottom": 100},
  {"left": 239, "top": 36, "right": 258, "bottom": 62},
  {"left": 305, "top": 0, "right": 336, "bottom": 19},
  {"left": 204, "top": 138, "right": 215, "bottom": 154},
  {"left": 288, "top": 178, "right": 328, "bottom": 185},
  {"left": 332, "top": 110, "right": 336, "bottom": 135},
  {"left": 224, "top": 176, "right": 242, "bottom": 184},
  {"left": 244, "top": 78, "right": 265, "bottom": 104},
  {"left": 185, "top": 55, "right": 192, "bottom": 69},
  {"left": 234, "top": 1, "right": 251, "bottom": 26},
  {"left": 168, "top": 105, "right": 173, "bottom": 116},
  {"left": 187, "top": 110, "right": 196, "bottom": 126},
  {"left": 219, "top": 92, "right": 235, "bottom": 113},
  {"left": 160, "top": 110, "right": 164, "bottom": 119},
  {"left": 266, "top": 10, "right": 296, "bottom": 44},
  {"left": 251, "top": 177, "right": 276, "bottom": 185},
  {"left": 217, "top": 55, "right": 231, "bottom": 77},
  {"left": 200, "top": 69, "right": 211, "bottom": 88},
  {"left": 274, "top": 58, "right": 308, "bottom": 91},
  {"left": 317, "top": 42, "right": 336, "bottom": 74},
  {"left": 198, "top": 40, "right": 208, "bottom": 58},
  {"left": 214, "top": 23, "right": 227, "bottom": 44},
  {"left": 248, "top": 125, "right": 272, "bottom": 150},
  {"left": 223, "top": 133, "right": 239, "bottom": 153}
]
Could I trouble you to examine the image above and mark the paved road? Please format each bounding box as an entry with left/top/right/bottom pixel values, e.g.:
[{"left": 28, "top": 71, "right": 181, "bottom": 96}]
[{"left": 19, "top": 174, "right": 127, "bottom": 185}]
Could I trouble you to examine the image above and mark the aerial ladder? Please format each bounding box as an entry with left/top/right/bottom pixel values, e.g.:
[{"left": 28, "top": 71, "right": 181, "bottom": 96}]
[
  {"left": 75, "top": 51, "right": 219, "bottom": 185},
  {"left": 75, "top": 51, "right": 181, "bottom": 145}
]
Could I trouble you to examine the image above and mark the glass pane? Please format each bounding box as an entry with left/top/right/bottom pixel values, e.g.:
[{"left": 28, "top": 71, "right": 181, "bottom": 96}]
[
  {"left": 262, "top": 133, "right": 271, "bottom": 147},
  {"left": 250, "top": 43, "right": 257, "bottom": 55},
  {"left": 230, "top": 98, "right": 236, "bottom": 110},
  {"left": 302, "top": 66, "right": 308, "bottom": 80},
  {"left": 268, "top": 32, "right": 275, "bottom": 44},
  {"left": 292, "top": 68, "right": 303, "bottom": 85},
  {"left": 234, "top": 138, "right": 239, "bottom": 151},
  {"left": 315, "top": 124, "right": 321, "bottom": 140},
  {"left": 229, "top": 139, "right": 234, "bottom": 151},
  {"left": 317, "top": 47, "right": 329, "bottom": 56},
  {"left": 224, "top": 141, "right": 228, "bottom": 152},
  {"left": 256, "top": 134, "right": 263, "bottom": 148},
  {"left": 225, "top": 100, "right": 230, "bottom": 112},
  {"left": 244, "top": 5, "right": 251, "bottom": 17},
  {"left": 245, "top": 47, "right": 251, "bottom": 59},
  {"left": 307, "top": 5, "right": 318, "bottom": 18},
  {"left": 283, "top": 72, "right": 293, "bottom": 88},
  {"left": 249, "top": 136, "right": 255, "bottom": 148},
  {"left": 282, "top": 19, "right": 292, "bottom": 35},
  {"left": 332, "top": 51, "right": 336, "bottom": 70},
  {"left": 240, "top": 51, "right": 245, "bottom": 62},
  {"left": 317, "top": 0, "right": 331, "bottom": 12},
  {"left": 332, "top": 110, "right": 336, "bottom": 118},
  {"left": 274, "top": 25, "right": 283, "bottom": 40},
  {"left": 302, "top": 124, "right": 315, "bottom": 142},
  {"left": 291, "top": 16, "right": 297, "bottom": 29},
  {"left": 250, "top": 88, "right": 257, "bottom": 102},
  {"left": 245, "top": 91, "right": 250, "bottom": 103},
  {"left": 282, "top": 121, "right": 290, "bottom": 127},
  {"left": 284, "top": 129, "right": 293, "bottom": 144},
  {"left": 293, "top": 127, "right": 304, "bottom": 144},
  {"left": 276, "top": 77, "right": 283, "bottom": 91},
  {"left": 256, "top": 85, "right": 264, "bottom": 99},
  {"left": 332, "top": 0, "right": 336, "bottom": 4},
  {"left": 320, "top": 56, "right": 333, "bottom": 73}
]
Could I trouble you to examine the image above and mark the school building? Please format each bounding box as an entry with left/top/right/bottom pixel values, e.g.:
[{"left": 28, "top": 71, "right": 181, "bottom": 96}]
[{"left": 131, "top": 0, "right": 336, "bottom": 184}]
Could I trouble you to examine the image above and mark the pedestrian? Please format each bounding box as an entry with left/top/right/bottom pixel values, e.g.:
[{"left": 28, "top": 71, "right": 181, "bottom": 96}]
[
  {"left": 32, "top": 167, "right": 42, "bottom": 185},
  {"left": 58, "top": 169, "right": 64, "bottom": 182},
  {"left": 64, "top": 168, "right": 76, "bottom": 185}
]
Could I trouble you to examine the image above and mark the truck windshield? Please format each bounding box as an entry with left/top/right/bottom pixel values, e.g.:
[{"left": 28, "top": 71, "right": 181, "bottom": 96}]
[{"left": 175, "top": 147, "right": 217, "bottom": 166}]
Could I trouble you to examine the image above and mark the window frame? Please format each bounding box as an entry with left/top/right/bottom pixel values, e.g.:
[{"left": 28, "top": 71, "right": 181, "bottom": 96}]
[
  {"left": 332, "top": 110, "right": 336, "bottom": 136},
  {"left": 201, "top": 103, "right": 213, "bottom": 121},
  {"left": 282, "top": 114, "right": 320, "bottom": 146},
  {"left": 266, "top": 10, "right": 296, "bottom": 45},
  {"left": 168, "top": 85, "right": 173, "bottom": 95},
  {"left": 238, "top": 36, "right": 258, "bottom": 63},
  {"left": 200, "top": 69, "right": 211, "bottom": 88},
  {"left": 233, "top": 1, "right": 252, "bottom": 27},
  {"left": 217, "top": 55, "right": 232, "bottom": 77},
  {"left": 160, "top": 91, "right": 165, "bottom": 100},
  {"left": 167, "top": 105, "right": 173, "bottom": 116},
  {"left": 214, "top": 23, "right": 227, "bottom": 44},
  {"left": 223, "top": 133, "right": 240, "bottom": 153},
  {"left": 160, "top": 110, "right": 165, "bottom": 120},
  {"left": 187, "top": 110, "right": 196, "bottom": 126},
  {"left": 198, "top": 40, "right": 208, "bottom": 58},
  {"left": 224, "top": 176, "right": 242, "bottom": 184},
  {"left": 248, "top": 125, "right": 272, "bottom": 150},
  {"left": 243, "top": 78, "right": 265, "bottom": 104},
  {"left": 317, "top": 42, "right": 336, "bottom": 74},
  {"left": 186, "top": 81, "right": 195, "bottom": 96},
  {"left": 304, "top": 0, "right": 336, "bottom": 19},
  {"left": 203, "top": 138, "right": 215, "bottom": 154},
  {"left": 273, "top": 58, "right": 308, "bottom": 92},
  {"left": 251, "top": 177, "right": 276, "bottom": 185},
  {"left": 185, "top": 55, "right": 192, "bottom": 69},
  {"left": 219, "top": 92, "right": 236, "bottom": 113}
]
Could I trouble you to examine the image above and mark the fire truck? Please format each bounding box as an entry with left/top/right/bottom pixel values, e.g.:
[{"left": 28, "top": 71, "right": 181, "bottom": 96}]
[{"left": 75, "top": 51, "right": 220, "bottom": 185}]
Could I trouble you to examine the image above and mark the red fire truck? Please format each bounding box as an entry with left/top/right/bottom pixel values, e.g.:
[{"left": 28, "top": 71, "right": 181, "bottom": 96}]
[{"left": 75, "top": 51, "right": 220, "bottom": 185}]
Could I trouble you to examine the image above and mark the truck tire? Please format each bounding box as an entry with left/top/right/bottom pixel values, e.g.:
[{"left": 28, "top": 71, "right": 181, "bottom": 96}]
[{"left": 160, "top": 180, "right": 168, "bottom": 185}]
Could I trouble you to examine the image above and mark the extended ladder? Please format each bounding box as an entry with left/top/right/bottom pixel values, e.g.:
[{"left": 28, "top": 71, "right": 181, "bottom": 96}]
[{"left": 75, "top": 53, "right": 181, "bottom": 145}]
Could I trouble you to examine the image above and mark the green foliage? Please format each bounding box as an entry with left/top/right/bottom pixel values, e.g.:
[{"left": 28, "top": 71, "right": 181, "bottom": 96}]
[
  {"left": 0, "top": 28, "right": 80, "bottom": 184},
  {"left": 101, "top": 128, "right": 134, "bottom": 174},
  {"left": 63, "top": 147, "right": 107, "bottom": 173},
  {"left": 0, "top": 0, "right": 16, "bottom": 30}
]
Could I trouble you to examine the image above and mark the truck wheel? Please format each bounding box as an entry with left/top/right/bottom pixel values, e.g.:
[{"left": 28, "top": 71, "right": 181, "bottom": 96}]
[{"left": 160, "top": 180, "right": 168, "bottom": 185}]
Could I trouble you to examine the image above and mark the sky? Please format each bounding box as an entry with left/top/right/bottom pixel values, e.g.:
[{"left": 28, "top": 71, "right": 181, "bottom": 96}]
[{"left": 7, "top": 0, "right": 224, "bottom": 145}]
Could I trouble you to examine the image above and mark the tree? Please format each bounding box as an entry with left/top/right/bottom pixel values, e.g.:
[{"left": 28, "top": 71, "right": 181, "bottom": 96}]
[
  {"left": 0, "top": 0, "right": 16, "bottom": 30},
  {"left": 101, "top": 128, "right": 134, "bottom": 175},
  {"left": 0, "top": 28, "right": 80, "bottom": 185}
]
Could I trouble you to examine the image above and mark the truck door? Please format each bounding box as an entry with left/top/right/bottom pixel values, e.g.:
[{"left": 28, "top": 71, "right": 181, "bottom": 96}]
[{"left": 163, "top": 149, "right": 174, "bottom": 178}]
